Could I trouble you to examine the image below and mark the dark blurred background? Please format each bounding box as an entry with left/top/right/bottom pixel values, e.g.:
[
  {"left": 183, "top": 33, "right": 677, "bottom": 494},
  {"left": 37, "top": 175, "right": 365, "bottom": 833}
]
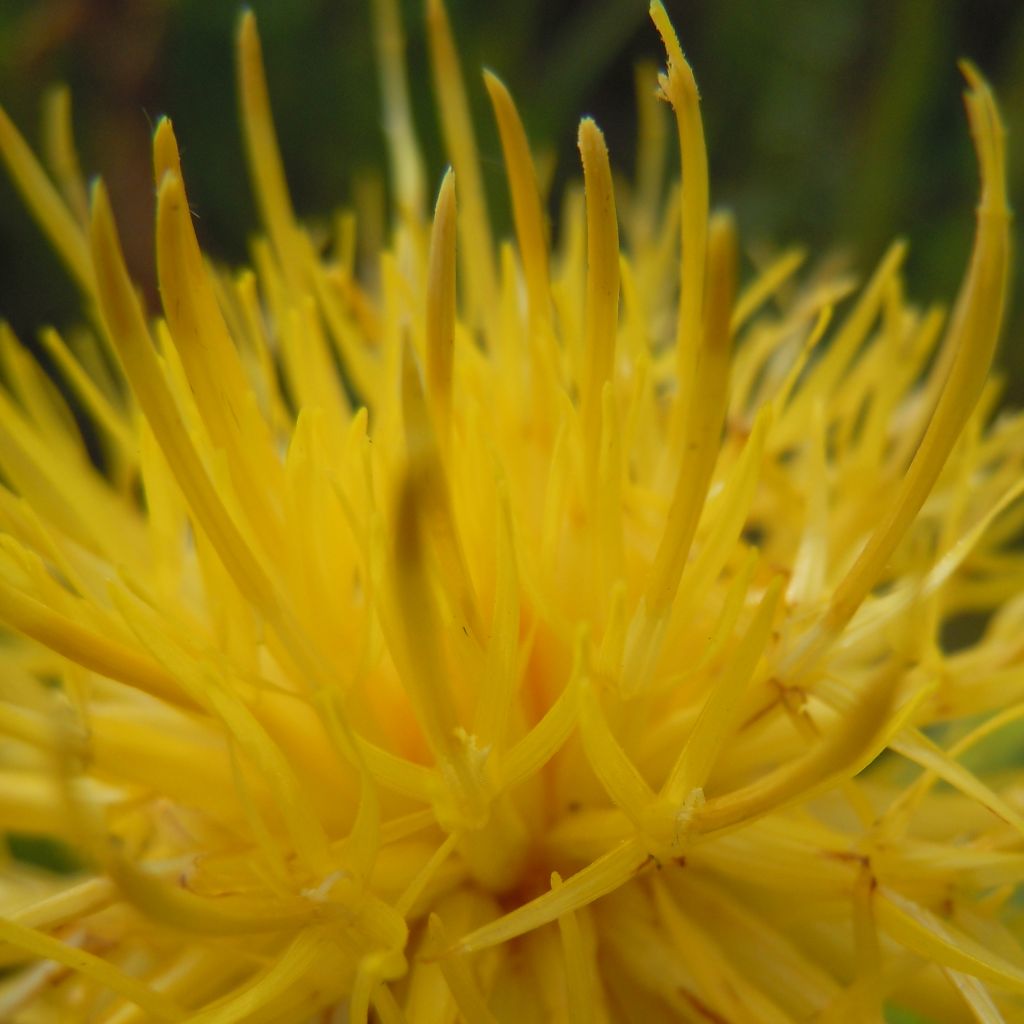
[{"left": 1, "top": 0, "right": 1023, "bottom": 399}]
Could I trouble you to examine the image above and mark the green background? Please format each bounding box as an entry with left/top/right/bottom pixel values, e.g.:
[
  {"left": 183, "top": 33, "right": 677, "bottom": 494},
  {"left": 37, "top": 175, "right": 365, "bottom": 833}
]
[{"left": 1, "top": 0, "right": 1022, "bottom": 402}]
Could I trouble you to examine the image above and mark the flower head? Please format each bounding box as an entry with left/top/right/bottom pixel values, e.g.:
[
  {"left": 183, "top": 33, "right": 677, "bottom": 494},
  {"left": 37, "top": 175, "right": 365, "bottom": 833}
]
[{"left": 0, "top": 1, "right": 1021, "bottom": 1020}]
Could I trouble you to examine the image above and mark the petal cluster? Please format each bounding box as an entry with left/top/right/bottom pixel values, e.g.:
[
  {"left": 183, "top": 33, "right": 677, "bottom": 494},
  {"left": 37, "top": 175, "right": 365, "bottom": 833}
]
[{"left": 0, "top": 1, "right": 1022, "bottom": 1021}]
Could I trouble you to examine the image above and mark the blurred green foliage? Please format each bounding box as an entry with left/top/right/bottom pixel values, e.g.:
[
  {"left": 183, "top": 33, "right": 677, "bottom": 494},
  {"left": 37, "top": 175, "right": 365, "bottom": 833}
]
[
  {"left": 1, "top": 0, "right": 1023, "bottom": 397},
  {"left": 885, "top": 1006, "right": 932, "bottom": 1024},
  {"left": 5, "top": 833, "right": 80, "bottom": 874}
]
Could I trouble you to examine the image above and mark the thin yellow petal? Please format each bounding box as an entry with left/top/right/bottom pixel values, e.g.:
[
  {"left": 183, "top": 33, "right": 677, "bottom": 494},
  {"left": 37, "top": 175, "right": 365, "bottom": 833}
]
[
  {"left": 456, "top": 838, "right": 647, "bottom": 954},
  {"left": 483, "top": 70, "right": 551, "bottom": 325},
  {"left": 0, "top": 104, "right": 92, "bottom": 292},
  {"left": 236, "top": 11, "right": 303, "bottom": 288},
  {"left": 371, "top": 0, "right": 426, "bottom": 219},
  {"left": 803, "top": 69, "right": 1010, "bottom": 665},
  {"left": 426, "top": 0, "right": 495, "bottom": 326},
  {"left": 578, "top": 117, "right": 620, "bottom": 484},
  {"left": 426, "top": 168, "right": 457, "bottom": 439},
  {"left": 0, "top": 918, "right": 185, "bottom": 1021}
]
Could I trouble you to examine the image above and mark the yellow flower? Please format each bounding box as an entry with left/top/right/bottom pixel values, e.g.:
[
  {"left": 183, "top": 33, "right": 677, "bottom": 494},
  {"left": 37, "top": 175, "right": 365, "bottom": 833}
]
[{"left": 0, "top": 0, "right": 1020, "bottom": 1020}]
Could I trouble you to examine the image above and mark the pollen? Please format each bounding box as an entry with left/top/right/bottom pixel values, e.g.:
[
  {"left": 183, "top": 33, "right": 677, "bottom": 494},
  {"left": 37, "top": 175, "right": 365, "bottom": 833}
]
[{"left": 0, "top": 1, "right": 1022, "bottom": 1021}]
